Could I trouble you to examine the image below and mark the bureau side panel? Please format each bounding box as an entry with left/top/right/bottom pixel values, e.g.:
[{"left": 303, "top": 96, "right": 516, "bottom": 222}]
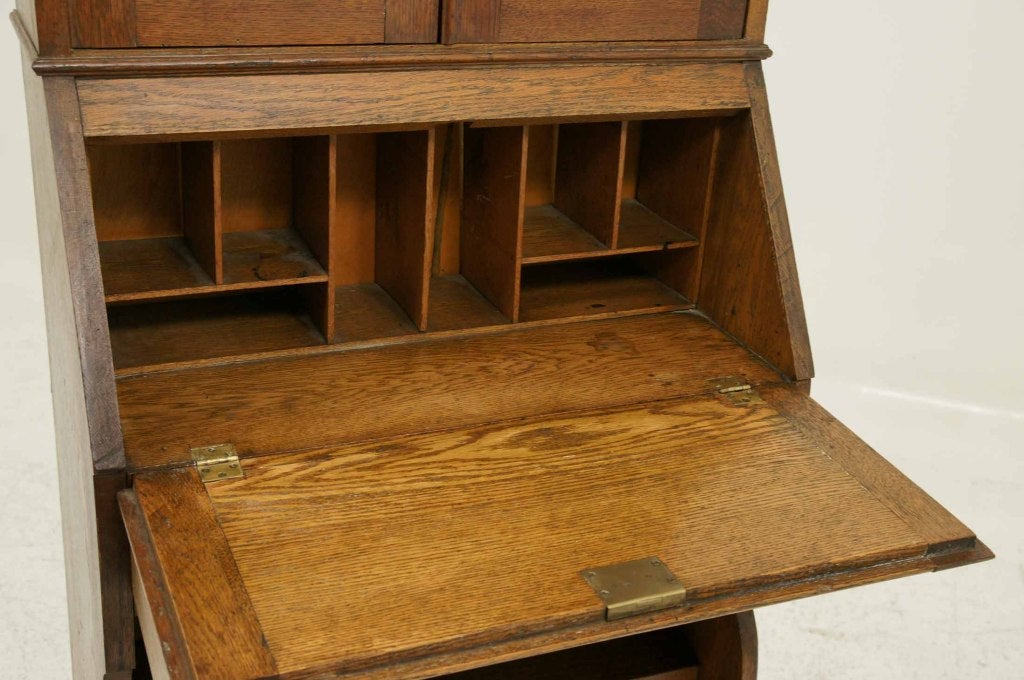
[{"left": 20, "top": 55, "right": 133, "bottom": 678}]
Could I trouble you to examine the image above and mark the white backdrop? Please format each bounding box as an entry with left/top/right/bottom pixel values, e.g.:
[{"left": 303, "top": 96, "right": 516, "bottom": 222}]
[{"left": 1, "top": 1, "right": 1021, "bottom": 677}]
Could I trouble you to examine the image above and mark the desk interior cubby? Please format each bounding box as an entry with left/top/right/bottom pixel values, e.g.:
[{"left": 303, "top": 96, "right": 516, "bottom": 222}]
[{"left": 92, "top": 115, "right": 733, "bottom": 372}]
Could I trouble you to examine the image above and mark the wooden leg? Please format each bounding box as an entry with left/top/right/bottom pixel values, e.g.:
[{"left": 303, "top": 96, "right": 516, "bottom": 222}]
[
  {"left": 685, "top": 611, "right": 758, "bottom": 680},
  {"left": 96, "top": 473, "right": 136, "bottom": 679}
]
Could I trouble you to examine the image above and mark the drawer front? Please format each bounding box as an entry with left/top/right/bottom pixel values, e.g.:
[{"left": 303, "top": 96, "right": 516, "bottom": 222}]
[
  {"left": 71, "top": 0, "right": 439, "bottom": 48},
  {"left": 444, "top": 0, "right": 749, "bottom": 44}
]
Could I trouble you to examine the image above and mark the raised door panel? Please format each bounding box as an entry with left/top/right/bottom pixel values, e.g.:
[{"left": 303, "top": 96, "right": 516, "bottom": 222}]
[
  {"left": 71, "top": 0, "right": 439, "bottom": 48},
  {"left": 444, "top": 0, "right": 749, "bottom": 44}
]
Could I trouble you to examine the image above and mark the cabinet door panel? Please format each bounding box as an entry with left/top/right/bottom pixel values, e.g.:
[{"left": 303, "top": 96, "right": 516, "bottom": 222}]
[
  {"left": 72, "top": 0, "right": 440, "bottom": 47},
  {"left": 444, "top": 0, "right": 748, "bottom": 44}
]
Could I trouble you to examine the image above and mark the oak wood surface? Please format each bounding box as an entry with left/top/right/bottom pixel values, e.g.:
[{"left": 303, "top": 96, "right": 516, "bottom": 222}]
[
  {"left": 384, "top": 0, "right": 439, "bottom": 43},
  {"left": 617, "top": 201, "right": 700, "bottom": 252},
  {"left": 426, "top": 274, "right": 510, "bottom": 332},
  {"left": 108, "top": 290, "right": 325, "bottom": 369},
  {"left": 121, "top": 469, "right": 276, "bottom": 678},
  {"left": 23, "top": 52, "right": 128, "bottom": 675},
  {"left": 519, "top": 260, "right": 694, "bottom": 323},
  {"left": 131, "top": 391, "right": 946, "bottom": 677},
  {"left": 444, "top": 0, "right": 747, "bottom": 44},
  {"left": 332, "top": 282, "right": 420, "bottom": 343},
  {"left": 698, "top": 0, "right": 750, "bottom": 40},
  {"left": 88, "top": 143, "right": 181, "bottom": 242},
  {"left": 761, "top": 385, "right": 976, "bottom": 552},
  {"left": 333, "top": 133, "right": 377, "bottom": 284},
  {"left": 744, "top": 0, "right": 770, "bottom": 42},
  {"left": 743, "top": 63, "right": 814, "bottom": 380},
  {"left": 697, "top": 111, "right": 797, "bottom": 379},
  {"left": 553, "top": 122, "right": 624, "bottom": 248},
  {"left": 70, "top": 0, "right": 134, "bottom": 48},
  {"left": 684, "top": 611, "right": 757, "bottom": 680},
  {"left": 94, "top": 472, "right": 135, "bottom": 679},
  {"left": 522, "top": 204, "right": 607, "bottom": 263},
  {"left": 633, "top": 117, "right": 720, "bottom": 302},
  {"left": 461, "top": 125, "right": 526, "bottom": 320},
  {"left": 115, "top": 313, "right": 780, "bottom": 468},
  {"left": 180, "top": 141, "right": 222, "bottom": 284},
  {"left": 134, "top": 0, "right": 385, "bottom": 47},
  {"left": 521, "top": 203, "right": 699, "bottom": 265},
  {"left": 219, "top": 138, "right": 293, "bottom": 233},
  {"left": 99, "top": 237, "right": 214, "bottom": 301},
  {"left": 375, "top": 129, "right": 435, "bottom": 330},
  {"left": 44, "top": 80, "right": 125, "bottom": 473},
  {"left": 76, "top": 62, "right": 750, "bottom": 139},
  {"left": 221, "top": 228, "right": 328, "bottom": 286},
  {"left": 524, "top": 124, "right": 557, "bottom": 206},
  {"left": 28, "top": 29, "right": 771, "bottom": 76}
]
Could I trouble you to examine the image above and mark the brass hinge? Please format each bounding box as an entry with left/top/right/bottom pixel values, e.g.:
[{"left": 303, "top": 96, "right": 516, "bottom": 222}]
[
  {"left": 190, "top": 444, "right": 244, "bottom": 483},
  {"left": 710, "top": 376, "right": 764, "bottom": 406},
  {"left": 581, "top": 557, "right": 688, "bottom": 621}
]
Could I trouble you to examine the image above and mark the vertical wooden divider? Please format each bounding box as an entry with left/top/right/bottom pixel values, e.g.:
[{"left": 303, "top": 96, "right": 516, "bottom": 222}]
[
  {"left": 524, "top": 124, "right": 557, "bottom": 207},
  {"left": 181, "top": 141, "right": 223, "bottom": 284},
  {"left": 620, "top": 121, "right": 643, "bottom": 201},
  {"left": 375, "top": 128, "right": 437, "bottom": 331},
  {"left": 553, "top": 121, "right": 626, "bottom": 248},
  {"left": 434, "top": 123, "right": 463, "bottom": 276},
  {"left": 634, "top": 118, "right": 722, "bottom": 301},
  {"left": 293, "top": 135, "right": 336, "bottom": 341},
  {"left": 461, "top": 125, "right": 527, "bottom": 322}
]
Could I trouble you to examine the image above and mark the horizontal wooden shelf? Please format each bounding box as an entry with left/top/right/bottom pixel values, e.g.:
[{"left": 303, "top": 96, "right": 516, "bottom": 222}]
[
  {"left": 427, "top": 275, "right": 511, "bottom": 333},
  {"left": 109, "top": 288, "right": 325, "bottom": 369},
  {"left": 100, "top": 236, "right": 214, "bottom": 302},
  {"left": 222, "top": 227, "right": 328, "bottom": 286},
  {"left": 333, "top": 283, "right": 420, "bottom": 344},
  {"left": 520, "top": 203, "right": 699, "bottom": 266},
  {"left": 617, "top": 200, "right": 699, "bottom": 251},
  {"left": 519, "top": 259, "right": 694, "bottom": 323},
  {"left": 521, "top": 204, "right": 608, "bottom": 264}
]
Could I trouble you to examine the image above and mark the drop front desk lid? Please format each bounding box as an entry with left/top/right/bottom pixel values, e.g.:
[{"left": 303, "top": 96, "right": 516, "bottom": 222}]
[{"left": 118, "top": 312, "right": 989, "bottom": 679}]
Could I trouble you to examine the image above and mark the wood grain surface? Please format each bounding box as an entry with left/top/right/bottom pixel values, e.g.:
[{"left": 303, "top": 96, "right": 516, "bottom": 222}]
[
  {"left": 684, "top": 611, "right": 757, "bottom": 680},
  {"left": 761, "top": 385, "right": 977, "bottom": 552},
  {"left": 88, "top": 143, "right": 181, "bottom": 242},
  {"left": 444, "top": 0, "right": 747, "bottom": 44},
  {"left": 131, "top": 390, "right": 950, "bottom": 677},
  {"left": 697, "top": 110, "right": 797, "bottom": 379},
  {"left": 134, "top": 0, "right": 386, "bottom": 47},
  {"left": 461, "top": 125, "right": 526, "bottom": 320},
  {"left": 553, "top": 122, "right": 624, "bottom": 248},
  {"left": 375, "top": 129, "right": 436, "bottom": 330},
  {"left": 384, "top": 0, "right": 439, "bottom": 43},
  {"left": 32, "top": 40, "right": 772, "bottom": 78},
  {"left": 77, "top": 63, "right": 750, "bottom": 139},
  {"left": 116, "top": 313, "right": 780, "bottom": 468},
  {"left": 122, "top": 469, "right": 276, "bottom": 678},
  {"left": 743, "top": 63, "right": 814, "bottom": 380},
  {"left": 70, "top": 0, "right": 135, "bottom": 48}
]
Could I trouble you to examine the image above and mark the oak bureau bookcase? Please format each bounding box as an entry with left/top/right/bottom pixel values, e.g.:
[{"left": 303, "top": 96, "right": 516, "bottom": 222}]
[{"left": 13, "top": 1, "right": 990, "bottom": 678}]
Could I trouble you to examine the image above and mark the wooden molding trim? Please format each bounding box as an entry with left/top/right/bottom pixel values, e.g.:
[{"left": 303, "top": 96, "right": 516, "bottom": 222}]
[{"left": 32, "top": 40, "right": 772, "bottom": 78}]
